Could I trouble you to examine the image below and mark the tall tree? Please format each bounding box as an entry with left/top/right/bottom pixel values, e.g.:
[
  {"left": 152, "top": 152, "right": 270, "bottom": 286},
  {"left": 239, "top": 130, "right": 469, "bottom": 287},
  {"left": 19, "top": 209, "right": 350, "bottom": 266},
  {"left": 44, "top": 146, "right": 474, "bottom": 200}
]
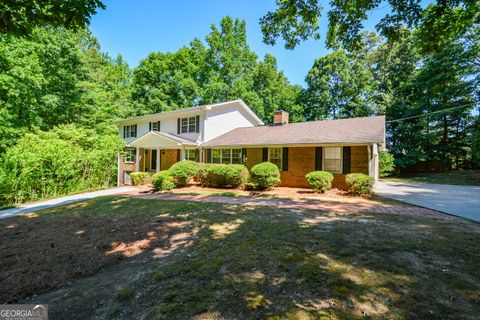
[
  {"left": 260, "top": 0, "right": 478, "bottom": 50},
  {"left": 0, "top": 0, "right": 105, "bottom": 36}
]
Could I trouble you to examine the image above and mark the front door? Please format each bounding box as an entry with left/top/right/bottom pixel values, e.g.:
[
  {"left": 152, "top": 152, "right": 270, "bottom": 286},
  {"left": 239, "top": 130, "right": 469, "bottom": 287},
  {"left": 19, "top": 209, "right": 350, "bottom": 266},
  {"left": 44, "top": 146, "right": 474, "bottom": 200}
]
[{"left": 151, "top": 149, "right": 157, "bottom": 171}]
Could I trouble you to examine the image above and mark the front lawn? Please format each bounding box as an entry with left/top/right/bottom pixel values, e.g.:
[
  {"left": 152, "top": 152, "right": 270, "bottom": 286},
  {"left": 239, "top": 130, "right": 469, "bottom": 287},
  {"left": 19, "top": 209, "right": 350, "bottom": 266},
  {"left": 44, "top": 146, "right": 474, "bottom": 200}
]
[{"left": 1, "top": 196, "right": 479, "bottom": 319}]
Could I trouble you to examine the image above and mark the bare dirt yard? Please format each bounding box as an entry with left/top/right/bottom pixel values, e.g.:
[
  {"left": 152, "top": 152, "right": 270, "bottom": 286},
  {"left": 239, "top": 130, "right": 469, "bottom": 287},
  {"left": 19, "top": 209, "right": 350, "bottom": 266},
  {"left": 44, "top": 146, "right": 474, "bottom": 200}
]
[{"left": 1, "top": 195, "right": 479, "bottom": 319}]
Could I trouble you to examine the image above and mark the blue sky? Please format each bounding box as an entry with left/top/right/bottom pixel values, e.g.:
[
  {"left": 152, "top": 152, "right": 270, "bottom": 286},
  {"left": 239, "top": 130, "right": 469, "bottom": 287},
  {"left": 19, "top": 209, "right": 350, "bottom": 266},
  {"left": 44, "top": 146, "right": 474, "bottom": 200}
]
[{"left": 89, "top": 0, "right": 430, "bottom": 87}]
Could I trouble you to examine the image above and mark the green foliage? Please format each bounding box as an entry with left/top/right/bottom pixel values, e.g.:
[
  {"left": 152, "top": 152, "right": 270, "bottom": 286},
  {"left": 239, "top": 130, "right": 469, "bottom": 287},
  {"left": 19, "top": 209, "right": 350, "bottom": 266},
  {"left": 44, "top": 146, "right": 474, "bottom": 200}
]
[
  {"left": 305, "top": 171, "right": 334, "bottom": 193},
  {"left": 204, "top": 164, "right": 249, "bottom": 188},
  {"left": 116, "top": 288, "right": 133, "bottom": 301},
  {"left": 345, "top": 173, "right": 374, "bottom": 195},
  {"left": 0, "top": 125, "right": 121, "bottom": 208},
  {"left": 169, "top": 160, "right": 198, "bottom": 187},
  {"left": 130, "top": 16, "right": 303, "bottom": 124},
  {"left": 379, "top": 151, "right": 396, "bottom": 177},
  {"left": 130, "top": 172, "right": 150, "bottom": 186},
  {"left": 0, "top": 0, "right": 105, "bottom": 36},
  {"left": 260, "top": 0, "right": 478, "bottom": 51},
  {"left": 250, "top": 162, "right": 281, "bottom": 190},
  {"left": 152, "top": 171, "right": 175, "bottom": 191}
]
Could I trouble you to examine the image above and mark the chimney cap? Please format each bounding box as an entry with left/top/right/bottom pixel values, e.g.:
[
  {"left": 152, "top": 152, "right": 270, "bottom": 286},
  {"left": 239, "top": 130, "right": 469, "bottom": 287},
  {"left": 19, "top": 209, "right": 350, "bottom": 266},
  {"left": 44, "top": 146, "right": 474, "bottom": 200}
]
[{"left": 274, "top": 110, "right": 289, "bottom": 114}]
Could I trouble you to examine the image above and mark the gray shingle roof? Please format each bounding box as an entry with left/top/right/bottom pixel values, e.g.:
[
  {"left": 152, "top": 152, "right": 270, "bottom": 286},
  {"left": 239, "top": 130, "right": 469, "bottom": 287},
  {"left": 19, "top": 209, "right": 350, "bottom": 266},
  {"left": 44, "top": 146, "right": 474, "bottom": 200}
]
[{"left": 201, "top": 116, "right": 385, "bottom": 147}]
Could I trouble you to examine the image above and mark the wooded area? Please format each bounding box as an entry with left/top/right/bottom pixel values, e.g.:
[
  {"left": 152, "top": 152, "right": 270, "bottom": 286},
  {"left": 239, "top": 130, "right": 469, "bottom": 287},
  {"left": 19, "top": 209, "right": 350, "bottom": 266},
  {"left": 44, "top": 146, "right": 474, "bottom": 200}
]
[{"left": 0, "top": 1, "right": 478, "bottom": 207}]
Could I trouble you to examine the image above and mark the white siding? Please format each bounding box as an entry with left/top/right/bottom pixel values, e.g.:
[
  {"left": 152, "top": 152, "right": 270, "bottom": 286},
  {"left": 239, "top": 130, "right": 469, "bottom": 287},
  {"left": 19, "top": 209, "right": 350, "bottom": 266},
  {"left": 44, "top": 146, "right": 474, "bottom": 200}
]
[
  {"left": 204, "top": 103, "right": 258, "bottom": 142},
  {"left": 119, "top": 113, "right": 205, "bottom": 144}
]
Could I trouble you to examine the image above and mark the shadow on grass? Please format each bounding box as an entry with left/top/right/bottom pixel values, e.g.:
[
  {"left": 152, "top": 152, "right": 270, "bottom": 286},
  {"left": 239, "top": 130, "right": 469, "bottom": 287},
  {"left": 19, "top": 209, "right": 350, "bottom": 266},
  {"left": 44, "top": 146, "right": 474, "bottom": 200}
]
[{"left": 1, "top": 196, "right": 479, "bottom": 319}]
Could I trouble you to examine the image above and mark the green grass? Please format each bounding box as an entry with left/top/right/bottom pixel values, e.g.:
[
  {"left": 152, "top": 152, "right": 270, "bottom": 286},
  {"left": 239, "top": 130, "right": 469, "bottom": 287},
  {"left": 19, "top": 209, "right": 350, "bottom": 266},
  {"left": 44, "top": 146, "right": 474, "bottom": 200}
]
[
  {"left": 385, "top": 169, "right": 480, "bottom": 186},
  {"left": 1, "top": 196, "right": 479, "bottom": 319}
]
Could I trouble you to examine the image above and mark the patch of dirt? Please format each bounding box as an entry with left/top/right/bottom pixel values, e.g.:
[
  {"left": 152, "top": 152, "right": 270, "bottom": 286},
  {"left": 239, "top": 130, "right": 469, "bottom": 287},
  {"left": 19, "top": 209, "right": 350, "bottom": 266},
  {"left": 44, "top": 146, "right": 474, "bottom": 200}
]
[{"left": 0, "top": 213, "right": 194, "bottom": 303}]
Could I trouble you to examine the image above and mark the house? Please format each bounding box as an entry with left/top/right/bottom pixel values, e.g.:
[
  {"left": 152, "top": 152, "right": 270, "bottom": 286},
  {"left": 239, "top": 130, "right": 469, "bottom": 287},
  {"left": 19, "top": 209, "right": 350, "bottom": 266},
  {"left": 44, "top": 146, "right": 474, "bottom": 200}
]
[{"left": 116, "top": 99, "right": 385, "bottom": 188}]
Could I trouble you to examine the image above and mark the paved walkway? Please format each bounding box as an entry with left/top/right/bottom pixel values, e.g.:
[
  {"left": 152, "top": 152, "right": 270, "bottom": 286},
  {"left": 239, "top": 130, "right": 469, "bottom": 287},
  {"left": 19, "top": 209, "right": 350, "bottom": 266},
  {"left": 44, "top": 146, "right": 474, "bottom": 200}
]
[
  {"left": 375, "top": 180, "right": 480, "bottom": 222},
  {"left": 0, "top": 187, "right": 138, "bottom": 219},
  {"left": 127, "top": 191, "right": 446, "bottom": 220}
]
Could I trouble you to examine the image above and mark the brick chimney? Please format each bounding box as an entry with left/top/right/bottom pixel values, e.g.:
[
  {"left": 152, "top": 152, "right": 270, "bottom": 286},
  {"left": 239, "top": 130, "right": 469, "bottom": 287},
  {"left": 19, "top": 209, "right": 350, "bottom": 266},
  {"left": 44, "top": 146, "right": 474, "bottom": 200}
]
[{"left": 273, "top": 110, "right": 289, "bottom": 126}]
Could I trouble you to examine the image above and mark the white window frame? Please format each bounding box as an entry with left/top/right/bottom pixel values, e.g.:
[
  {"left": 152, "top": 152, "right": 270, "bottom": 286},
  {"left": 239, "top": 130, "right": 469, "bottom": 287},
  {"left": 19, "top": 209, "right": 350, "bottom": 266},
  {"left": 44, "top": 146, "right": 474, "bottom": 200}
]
[
  {"left": 151, "top": 121, "right": 160, "bottom": 131},
  {"left": 268, "top": 147, "right": 283, "bottom": 170},
  {"left": 186, "top": 149, "right": 198, "bottom": 161},
  {"left": 125, "top": 125, "right": 136, "bottom": 138},
  {"left": 211, "top": 148, "right": 243, "bottom": 164},
  {"left": 181, "top": 117, "right": 196, "bottom": 133},
  {"left": 124, "top": 148, "right": 136, "bottom": 163},
  {"left": 323, "top": 147, "right": 342, "bottom": 173}
]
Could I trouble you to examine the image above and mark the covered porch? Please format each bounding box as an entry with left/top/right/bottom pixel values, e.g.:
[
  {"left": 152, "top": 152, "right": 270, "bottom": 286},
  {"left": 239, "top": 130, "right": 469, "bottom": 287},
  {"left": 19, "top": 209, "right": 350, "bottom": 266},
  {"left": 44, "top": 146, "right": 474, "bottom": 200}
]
[{"left": 119, "top": 131, "right": 199, "bottom": 185}]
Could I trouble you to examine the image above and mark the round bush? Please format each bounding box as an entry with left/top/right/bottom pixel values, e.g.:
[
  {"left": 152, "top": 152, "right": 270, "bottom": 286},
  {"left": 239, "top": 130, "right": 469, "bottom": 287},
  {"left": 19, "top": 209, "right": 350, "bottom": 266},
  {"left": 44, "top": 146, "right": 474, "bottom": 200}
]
[
  {"left": 196, "top": 163, "right": 211, "bottom": 186},
  {"left": 305, "top": 171, "right": 334, "bottom": 193},
  {"left": 130, "top": 172, "right": 150, "bottom": 185},
  {"left": 152, "top": 170, "right": 175, "bottom": 191},
  {"left": 204, "top": 164, "right": 249, "bottom": 188},
  {"left": 345, "top": 173, "right": 374, "bottom": 195},
  {"left": 168, "top": 160, "right": 197, "bottom": 187},
  {"left": 250, "top": 162, "right": 281, "bottom": 190}
]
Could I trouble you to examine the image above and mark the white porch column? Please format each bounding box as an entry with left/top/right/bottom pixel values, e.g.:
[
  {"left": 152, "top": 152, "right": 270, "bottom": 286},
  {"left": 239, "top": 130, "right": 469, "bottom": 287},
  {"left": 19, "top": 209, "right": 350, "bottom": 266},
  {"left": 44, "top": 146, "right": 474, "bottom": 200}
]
[
  {"left": 181, "top": 147, "right": 186, "bottom": 161},
  {"left": 135, "top": 147, "right": 140, "bottom": 172},
  {"left": 117, "top": 150, "right": 121, "bottom": 187},
  {"left": 368, "top": 144, "right": 373, "bottom": 178},
  {"left": 373, "top": 143, "right": 379, "bottom": 182},
  {"left": 156, "top": 148, "right": 160, "bottom": 172}
]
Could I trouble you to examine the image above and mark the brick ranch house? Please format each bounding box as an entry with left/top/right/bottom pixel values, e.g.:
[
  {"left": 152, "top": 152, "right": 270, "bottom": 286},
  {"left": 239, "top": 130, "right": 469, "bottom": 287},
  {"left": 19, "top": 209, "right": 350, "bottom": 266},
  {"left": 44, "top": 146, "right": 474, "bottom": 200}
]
[{"left": 116, "top": 100, "right": 385, "bottom": 189}]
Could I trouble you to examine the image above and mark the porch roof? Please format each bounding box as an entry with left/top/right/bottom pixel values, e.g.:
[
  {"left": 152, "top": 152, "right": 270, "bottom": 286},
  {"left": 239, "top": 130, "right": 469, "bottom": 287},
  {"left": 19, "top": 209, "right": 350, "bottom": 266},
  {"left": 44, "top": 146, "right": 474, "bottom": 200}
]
[{"left": 127, "top": 131, "right": 198, "bottom": 148}]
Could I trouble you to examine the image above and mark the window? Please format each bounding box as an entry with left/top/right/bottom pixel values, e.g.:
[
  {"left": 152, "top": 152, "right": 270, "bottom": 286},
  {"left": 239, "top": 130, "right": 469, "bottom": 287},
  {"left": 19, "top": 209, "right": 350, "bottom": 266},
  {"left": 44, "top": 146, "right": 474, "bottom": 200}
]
[
  {"left": 181, "top": 118, "right": 188, "bottom": 133},
  {"left": 124, "top": 148, "right": 136, "bottom": 163},
  {"left": 188, "top": 117, "right": 196, "bottom": 133},
  {"left": 324, "top": 147, "right": 342, "bottom": 173},
  {"left": 221, "top": 149, "right": 231, "bottom": 164},
  {"left": 124, "top": 125, "right": 136, "bottom": 138},
  {"left": 231, "top": 149, "right": 242, "bottom": 164},
  {"left": 211, "top": 148, "right": 243, "bottom": 164},
  {"left": 212, "top": 149, "right": 221, "bottom": 163},
  {"left": 181, "top": 117, "right": 196, "bottom": 133},
  {"left": 269, "top": 148, "right": 282, "bottom": 169},
  {"left": 151, "top": 121, "right": 160, "bottom": 131},
  {"left": 186, "top": 149, "right": 198, "bottom": 161}
]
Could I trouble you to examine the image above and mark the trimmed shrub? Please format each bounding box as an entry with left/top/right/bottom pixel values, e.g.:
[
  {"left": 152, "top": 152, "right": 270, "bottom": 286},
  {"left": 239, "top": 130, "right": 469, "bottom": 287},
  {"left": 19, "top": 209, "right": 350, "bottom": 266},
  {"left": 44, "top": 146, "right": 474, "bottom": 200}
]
[
  {"left": 169, "top": 160, "right": 197, "bottom": 187},
  {"left": 204, "top": 164, "right": 249, "bottom": 188},
  {"left": 152, "top": 171, "right": 175, "bottom": 191},
  {"left": 305, "top": 171, "right": 334, "bottom": 193},
  {"left": 196, "top": 163, "right": 211, "bottom": 186},
  {"left": 250, "top": 162, "right": 281, "bottom": 190},
  {"left": 130, "top": 172, "right": 150, "bottom": 185},
  {"left": 379, "top": 151, "right": 396, "bottom": 177},
  {"left": 345, "top": 173, "right": 374, "bottom": 195}
]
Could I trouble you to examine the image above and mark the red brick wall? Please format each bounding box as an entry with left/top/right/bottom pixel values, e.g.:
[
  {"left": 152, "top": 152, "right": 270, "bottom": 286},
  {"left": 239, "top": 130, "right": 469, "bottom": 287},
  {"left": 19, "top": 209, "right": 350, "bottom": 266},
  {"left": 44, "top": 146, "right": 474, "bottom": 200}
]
[
  {"left": 119, "top": 159, "right": 136, "bottom": 185},
  {"left": 243, "top": 146, "right": 369, "bottom": 190},
  {"left": 160, "top": 149, "right": 178, "bottom": 170}
]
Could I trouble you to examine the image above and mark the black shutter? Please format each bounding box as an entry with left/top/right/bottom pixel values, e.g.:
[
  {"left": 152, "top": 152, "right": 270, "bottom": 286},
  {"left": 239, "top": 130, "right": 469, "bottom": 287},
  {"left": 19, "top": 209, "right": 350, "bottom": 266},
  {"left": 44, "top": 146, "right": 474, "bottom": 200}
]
[
  {"left": 206, "top": 149, "right": 212, "bottom": 163},
  {"left": 177, "top": 118, "right": 180, "bottom": 134},
  {"left": 282, "top": 147, "right": 288, "bottom": 171},
  {"left": 342, "top": 146, "right": 351, "bottom": 174},
  {"left": 157, "top": 121, "right": 161, "bottom": 131},
  {"left": 123, "top": 126, "right": 126, "bottom": 138},
  {"left": 196, "top": 115, "right": 200, "bottom": 133},
  {"left": 176, "top": 149, "right": 180, "bottom": 162},
  {"left": 134, "top": 124, "right": 137, "bottom": 137},
  {"left": 242, "top": 148, "right": 247, "bottom": 162},
  {"left": 149, "top": 122, "right": 152, "bottom": 131},
  {"left": 262, "top": 148, "right": 268, "bottom": 162},
  {"left": 315, "top": 147, "right": 323, "bottom": 171}
]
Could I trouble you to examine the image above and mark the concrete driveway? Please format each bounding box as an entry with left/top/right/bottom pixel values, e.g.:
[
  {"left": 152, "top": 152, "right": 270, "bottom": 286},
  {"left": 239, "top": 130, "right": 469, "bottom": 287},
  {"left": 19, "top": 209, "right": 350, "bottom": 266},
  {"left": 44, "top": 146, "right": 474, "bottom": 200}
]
[
  {"left": 0, "top": 187, "right": 138, "bottom": 219},
  {"left": 375, "top": 180, "right": 480, "bottom": 222}
]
